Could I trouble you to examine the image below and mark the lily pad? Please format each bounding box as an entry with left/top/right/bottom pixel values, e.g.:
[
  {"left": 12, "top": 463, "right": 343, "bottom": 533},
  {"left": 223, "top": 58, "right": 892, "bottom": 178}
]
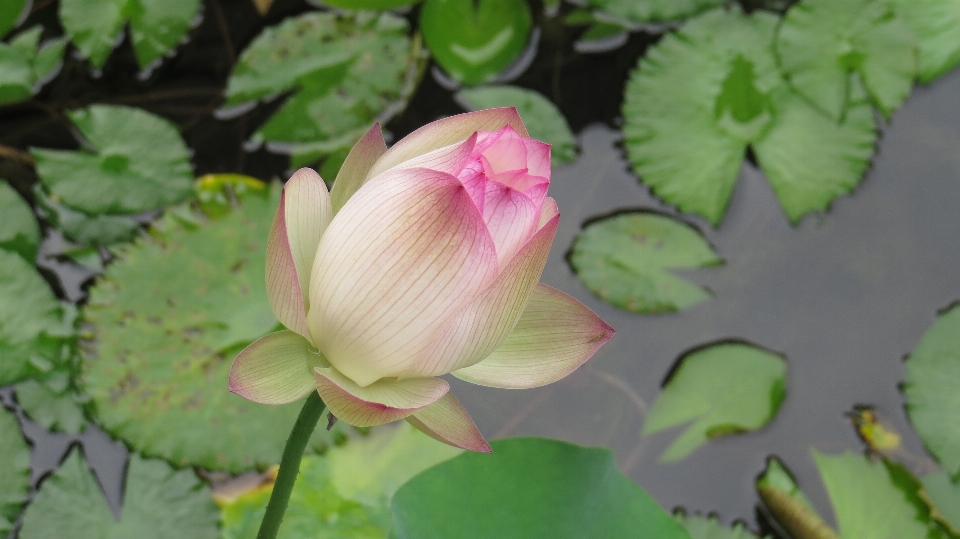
[
  {"left": 0, "top": 0, "right": 28, "bottom": 37},
  {"left": 0, "top": 249, "right": 74, "bottom": 387},
  {"left": 643, "top": 341, "right": 786, "bottom": 462},
  {"left": 58, "top": 0, "right": 201, "bottom": 69},
  {"left": 35, "top": 187, "right": 141, "bottom": 247},
  {"left": 420, "top": 0, "right": 532, "bottom": 86},
  {"left": 0, "top": 26, "right": 65, "bottom": 106},
  {"left": 0, "top": 180, "right": 40, "bottom": 262},
  {"left": 569, "top": 212, "right": 721, "bottom": 313},
  {"left": 585, "top": 0, "right": 726, "bottom": 24},
  {"left": 219, "top": 423, "right": 461, "bottom": 539},
  {"left": 0, "top": 407, "right": 30, "bottom": 538},
  {"left": 676, "top": 513, "right": 764, "bottom": 539},
  {"left": 19, "top": 448, "right": 219, "bottom": 539},
  {"left": 16, "top": 360, "right": 87, "bottom": 434},
  {"left": 455, "top": 85, "right": 577, "bottom": 165},
  {"left": 390, "top": 437, "right": 694, "bottom": 539},
  {"left": 887, "top": 0, "right": 960, "bottom": 82},
  {"left": 776, "top": 0, "right": 917, "bottom": 119},
  {"left": 224, "top": 11, "right": 423, "bottom": 167},
  {"left": 82, "top": 184, "right": 349, "bottom": 472},
  {"left": 904, "top": 303, "right": 960, "bottom": 478},
  {"left": 622, "top": 7, "right": 877, "bottom": 224},
  {"left": 756, "top": 457, "right": 838, "bottom": 539},
  {"left": 321, "top": 0, "right": 421, "bottom": 7},
  {"left": 920, "top": 472, "right": 960, "bottom": 533},
  {"left": 32, "top": 105, "right": 194, "bottom": 216}
]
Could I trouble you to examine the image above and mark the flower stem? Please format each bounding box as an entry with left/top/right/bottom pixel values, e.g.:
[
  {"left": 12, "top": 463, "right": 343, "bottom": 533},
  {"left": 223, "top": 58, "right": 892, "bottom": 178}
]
[{"left": 256, "top": 392, "right": 326, "bottom": 539}]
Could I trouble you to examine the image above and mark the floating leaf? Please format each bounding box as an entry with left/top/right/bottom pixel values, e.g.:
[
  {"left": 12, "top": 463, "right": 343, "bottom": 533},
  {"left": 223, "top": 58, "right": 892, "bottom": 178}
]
[
  {"left": 19, "top": 448, "right": 219, "bottom": 539},
  {"left": 888, "top": 0, "right": 960, "bottom": 82},
  {"left": 776, "top": 0, "right": 916, "bottom": 119},
  {"left": 585, "top": 0, "right": 725, "bottom": 23},
  {"left": 756, "top": 457, "right": 841, "bottom": 539},
  {"left": 622, "top": 7, "right": 877, "bottom": 224},
  {"left": 82, "top": 185, "right": 349, "bottom": 471},
  {"left": 224, "top": 11, "right": 423, "bottom": 166},
  {"left": 33, "top": 105, "right": 194, "bottom": 216},
  {"left": 35, "top": 187, "right": 141, "bottom": 247},
  {"left": 322, "top": 0, "right": 422, "bottom": 7},
  {"left": 569, "top": 212, "right": 720, "bottom": 313},
  {"left": 813, "top": 451, "right": 931, "bottom": 539},
  {"left": 0, "top": 27, "right": 65, "bottom": 105},
  {"left": 920, "top": 472, "right": 960, "bottom": 534},
  {"left": 220, "top": 423, "right": 461, "bottom": 539},
  {"left": 0, "top": 407, "right": 30, "bottom": 537},
  {"left": 0, "top": 180, "right": 40, "bottom": 262},
  {"left": 904, "top": 304, "right": 960, "bottom": 478},
  {"left": 420, "top": 0, "right": 532, "bottom": 85},
  {"left": 0, "top": 0, "right": 28, "bottom": 37},
  {"left": 456, "top": 85, "right": 577, "bottom": 164},
  {"left": 0, "top": 249, "right": 74, "bottom": 387},
  {"left": 58, "top": 0, "right": 201, "bottom": 69},
  {"left": 676, "top": 513, "right": 765, "bottom": 539},
  {"left": 643, "top": 341, "right": 786, "bottom": 462},
  {"left": 390, "top": 437, "right": 693, "bottom": 539},
  {"left": 16, "top": 362, "right": 87, "bottom": 434}
]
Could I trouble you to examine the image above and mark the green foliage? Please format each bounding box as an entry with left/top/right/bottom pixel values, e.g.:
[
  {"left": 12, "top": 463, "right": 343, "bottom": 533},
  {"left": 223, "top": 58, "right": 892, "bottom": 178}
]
[
  {"left": 756, "top": 457, "right": 841, "bottom": 539},
  {"left": 390, "top": 437, "right": 693, "bottom": 539},
  {"left": 58, "top": 0, "right": 201, "bottom": 69},
  {"left": 643, "top": 341, "right": 786, "bottom": 462},
  {"left": 34, "top": 187, "right": 141, "bottom": 247},
  {"left": 0, "top": 26, "right": 65, "bottom": 105},
  {"left": 0, "top": 181, "right": 40, "bottom": 262},
  {"left": 569, "top": 212, "right": 720, "bottom": 313},
  {"left": 0, "top": 407, "right": 30, "bottom": 537},
  {"left": 33, "top": 105, "right": 194, "bottom": 217},
  {"left": 585, "top": 0, "right": 726, "bottom": 23},
  {"left": 0, "top": 0, "right": 28, "bottom": 37},
  {"left": 19, "top": 448, "right": 219, "bottom": 539},
  {"left": 676, "top": 513, "right": 765, "bottom": 539},
  {"left": 622, "top": 7, "right": 877, "bottom": 224},
  {"left": 904, "top": 304, "right": 960, "bottom": 478},
  {"left": 920, "top": 472, "right": 960, "bottom": 534},
  {"left": 220, "top": 423, "right": 461, "bottom": 539},
  {"left": 776, "top": 0, "right": 917, "bottom": 119},
  {"left": 420, "top": 0, "right": 532, "bottom": 86},
  {"left": 224, "top": 11, "right": 422, "bottom": 167},
  {"left": 16, "top": 369, "right": 88, "bottom": 434},
  {"left": 82, "top": 185, "right": 349, "bottom": 472},
  {"left": 456, "top": 85, "right": 577, "bottom": 165},
  {"left": 888, "top": 0, "right": 960, "bottom": 82},
  {"left": 321, "top": 0, "right": 421, "bottom": 7}
]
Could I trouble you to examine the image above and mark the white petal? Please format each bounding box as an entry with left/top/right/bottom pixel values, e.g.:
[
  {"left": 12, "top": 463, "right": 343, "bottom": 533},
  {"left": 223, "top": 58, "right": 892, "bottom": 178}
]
[
  {"left": 284, "top": 168, "right": 332, "bottom": 310},
  {"left": 406, "top": 392, "right": 491, "bottom": 452},
  {"left": 308, "top": 167, "right": 498, "bottom": 386},
  {"left": 229, "top": 330, "right": 328, "bottom": 404},
  {"left": 314, "top": 367, "right": 448, "bottom": 427},
  {"left": 454, "top": 284, "right": 615, "bottom": 388}
]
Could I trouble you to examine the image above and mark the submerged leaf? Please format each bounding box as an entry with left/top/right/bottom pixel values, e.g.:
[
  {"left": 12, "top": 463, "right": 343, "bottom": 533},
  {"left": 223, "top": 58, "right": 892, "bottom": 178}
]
[
  {"left": 569, "top": 212, "right": 720, "bottom": 313},
  {"left": 0, "top": 407, "right": 30, "bottom": 538},
  {"left": 643, "top": 341, "right": 786, "bottom": 461}
]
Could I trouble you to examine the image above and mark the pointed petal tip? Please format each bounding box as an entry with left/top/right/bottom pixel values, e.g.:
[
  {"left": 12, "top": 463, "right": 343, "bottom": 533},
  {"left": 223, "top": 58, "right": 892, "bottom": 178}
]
[{"left": 288, "top": 167, "right": 323, "bottom": 183}]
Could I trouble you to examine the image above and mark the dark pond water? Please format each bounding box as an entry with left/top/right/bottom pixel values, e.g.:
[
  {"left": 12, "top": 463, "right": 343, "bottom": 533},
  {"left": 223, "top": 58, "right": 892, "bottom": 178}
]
[{"left": 3, "top": 0, "right": 960, "bottom": 535}]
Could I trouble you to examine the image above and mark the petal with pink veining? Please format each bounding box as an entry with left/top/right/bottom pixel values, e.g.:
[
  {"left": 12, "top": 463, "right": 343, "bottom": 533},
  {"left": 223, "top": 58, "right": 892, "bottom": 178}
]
[
  {"left": 406, "top": 393, "right": 491, "bottom": 452},
  {"left": 314, "top": 367, "right": 449, "bottom": 427},
  {"left": 453, "top": 284, "right": 615, "bottom": 389},
  {"left": 308, "top": 167, "right": 498, "bottom": 387},
  {"left": 482, "top": 182, "right": 541, "bottom": 269},
  {"left": 479, "top": 126, "right": 528, "bottom": 174},
  {"left": 229, "top": 330, "right": 328, "bottom": 405},
  {"left": 378, "top": 133, "right": 477, "bottom": 177},
  {"left": 367, "top": 108, "right": 528, "bottom": 180},
  {"left": 523, "top": 138, "right": 551, "bottom": 179},
  {"left": 331, "top": 123, "right": 387, "bottom": 213}
]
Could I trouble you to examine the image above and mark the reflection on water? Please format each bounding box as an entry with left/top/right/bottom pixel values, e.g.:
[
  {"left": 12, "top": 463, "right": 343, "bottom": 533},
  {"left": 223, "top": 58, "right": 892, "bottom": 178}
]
[{"left": 451, "top": 68, "right": 960, "bottom": 523}]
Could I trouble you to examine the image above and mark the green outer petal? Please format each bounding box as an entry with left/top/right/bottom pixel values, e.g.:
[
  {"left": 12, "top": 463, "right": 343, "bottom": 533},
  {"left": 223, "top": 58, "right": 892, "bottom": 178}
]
[
  {"left": 406, "top": 392, "right": 491, "bottom": 452},
  {"left": 330, "top": 122, "right": 387, "bottom": 214},
  {"left": 229, "top": 330, "right": 327, "bottom": 405}
]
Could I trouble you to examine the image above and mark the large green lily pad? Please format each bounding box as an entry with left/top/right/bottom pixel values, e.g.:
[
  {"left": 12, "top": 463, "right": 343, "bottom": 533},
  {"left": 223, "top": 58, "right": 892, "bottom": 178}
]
[
  {"left": 58, "top": 0, "right": 201, "bottom": 69},
  {"left": 82, "top": 185, "right": 349, "bottom": 471},
  {"left": 904, "top": 304, "right": 960, "bottom": 478},
  {"left": 776, "top": 0, "right": 916, "bottom": 119},
  {"left": 456, "top": 85, "right": 577, "bottom": 165},
  {"left": 0, "top": 26, "right": 65, "bottom": 106},
  {"left": 420, "top": 0, "right": 532, "bottom": 86},
  {"left": 0, "top": 407, "right": 30, "bottom": 537},
  {"left": 585, "top": 0, "right": 725, "bottom": 24},
  {"left": 19, "top": 448, "right": 219, "bottom": 539},
  {"left": 622, "top": 7, "right": 877, "bottom": 224},
  {"left": 0, "top": 180, "right": 40, "bottom": 262},
  {"left": 224, "top": 11, "right": 423, "bottom": 167},
  {"left": 390, "top": 437, "right": 693, "bottom": 539},
  {"left": 643, "top": 341, "right": 786, "bottom": 462},
  {"left": 888, "top": 0, "right": 960, "bottom": 82},
  {"left": 569, "top": 212, "right": 721, "bottom": 313},
  {"left": 219, "top": 423, "right": 461, "bottom": 539}
]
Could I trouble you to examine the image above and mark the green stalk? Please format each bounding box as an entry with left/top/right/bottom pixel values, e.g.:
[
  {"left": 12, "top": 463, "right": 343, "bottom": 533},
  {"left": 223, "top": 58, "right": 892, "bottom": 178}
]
[{"left": 257, "top": 392, "right": 326, "bottom": 539}]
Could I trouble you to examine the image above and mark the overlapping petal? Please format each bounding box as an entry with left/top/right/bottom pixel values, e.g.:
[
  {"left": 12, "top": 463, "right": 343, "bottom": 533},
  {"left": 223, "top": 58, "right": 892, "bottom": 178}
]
[
  {"left": 229, "top": 330, "right": 328, "bottom": 404},
  {"left": 308, "top": 167, "right": 499, "bottom": 387},
  {"left": 402, "top": 209, "right": 559, "bottom": 378},
  {"left": 330, "top": 123, "right": 387, "bottom": 214},
  {"left": 265, "top": 169, "right": 331, "bottom": 338},
  {"left": 366, "top": 108, "right": 528, "bottom": 180},
  {"left": 453, "top": 284, "right": 615, "bottom": 389},
  {"left": 406, "top": 393, "right": 491, "bottom": 452},
  {"left": 314, "top": 367, "right": 449, "bottom": 427},
  {"left": 379, "top": 133, "right": 477, "bottom": 177},
  {"left": 482, "top": 181, "right": 543, "bottom": 268}
]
